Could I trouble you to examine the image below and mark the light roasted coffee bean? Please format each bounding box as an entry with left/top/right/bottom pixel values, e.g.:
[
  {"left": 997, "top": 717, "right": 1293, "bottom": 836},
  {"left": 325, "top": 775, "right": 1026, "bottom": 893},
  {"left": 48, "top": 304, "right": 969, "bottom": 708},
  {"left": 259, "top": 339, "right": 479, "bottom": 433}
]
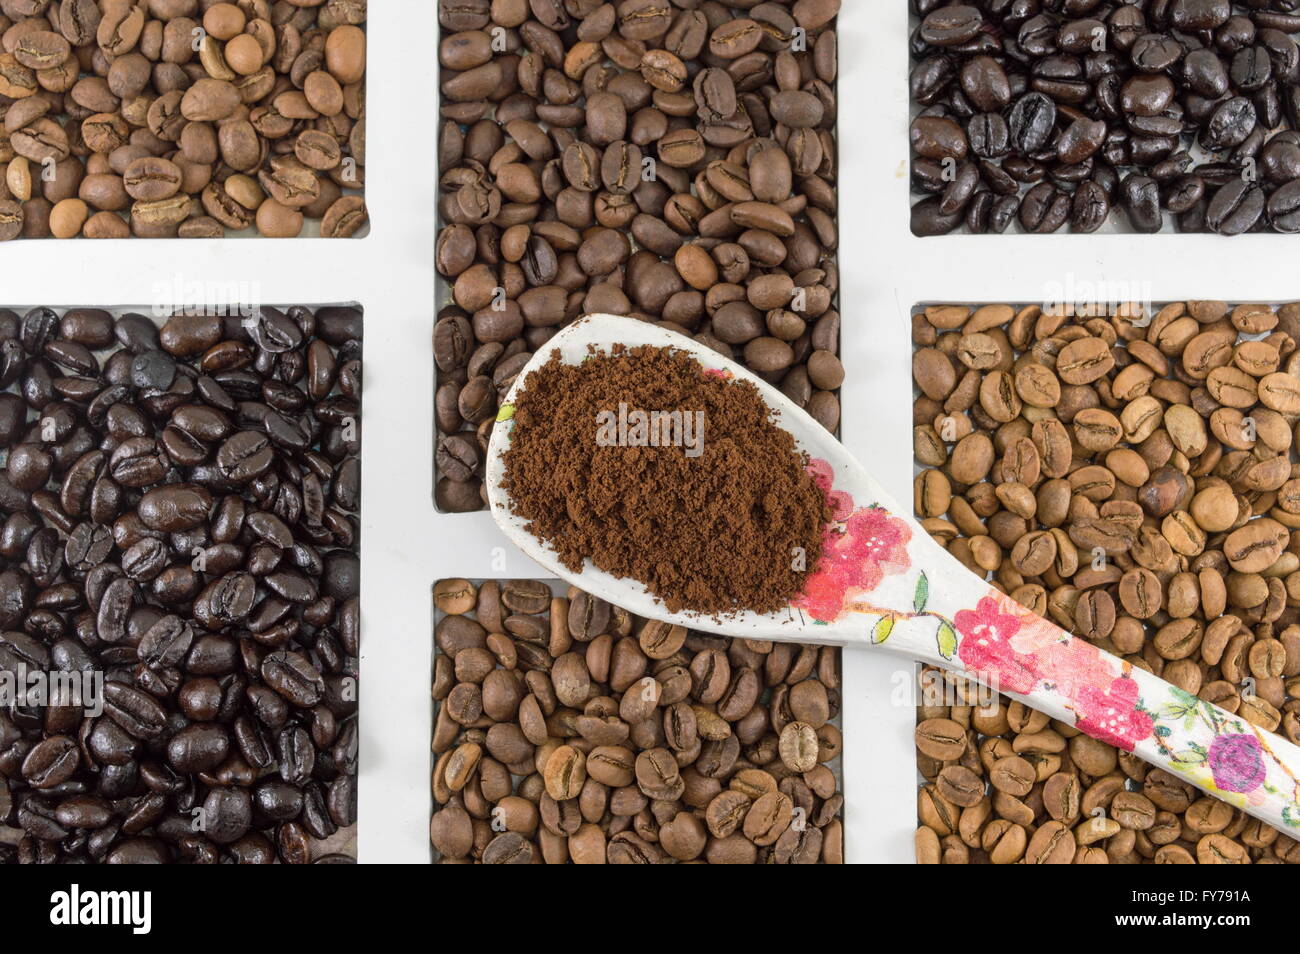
[{"left": 914, "top": 300, "right": 1300, "bottom": 864}]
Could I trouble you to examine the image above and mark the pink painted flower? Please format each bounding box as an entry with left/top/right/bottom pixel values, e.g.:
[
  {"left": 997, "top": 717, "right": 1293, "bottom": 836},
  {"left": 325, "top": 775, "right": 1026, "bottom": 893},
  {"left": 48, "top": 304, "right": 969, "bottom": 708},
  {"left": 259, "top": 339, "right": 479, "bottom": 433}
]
[
  {"left": 1208, "top": 733, "right": 1266, "bottom": 794},
  {"left": 795, "top": 504, "right": 913, "bottom": 622},
  {"left": 1073, "top": 677, "right": 1154, "bottom": 752},
  {"left": 841, "top": 507, "right": 912, "bottom": 579},
  {"left": 807, "top": 458, "right": 834, "bottom": 492},
  {"left": 954, "top": 597, "right": 1039, "bottom": 695},
  {"left": 1031, "top": 632, "right": 1121, "bottom": 698},
  {"left": 825, "top": 490, "right": 854, "bottom": 522},
  {"left": 805, "top": 459, "right": 853, "bottom": 521}
]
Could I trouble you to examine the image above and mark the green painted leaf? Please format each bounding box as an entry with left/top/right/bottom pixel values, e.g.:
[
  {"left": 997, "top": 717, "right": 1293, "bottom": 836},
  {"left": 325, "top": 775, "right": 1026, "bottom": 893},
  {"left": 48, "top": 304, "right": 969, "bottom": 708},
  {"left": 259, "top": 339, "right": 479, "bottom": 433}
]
[
  {"left": 913, "top": 573, "right": 929, "bottom": 614},
  {"left": 872, "top": 617, "right": 895, "bottom": 645},
  {"left": 1155, "top": 725, "right": 1172, "bottom": 737},
  {"left": 496, "top": 404, "right": 515, "bottom": 422},
  {"left": 1170, "top": 749, "right": 1207, "bottom": 765},
  {"left": 936, "top": 620, "right": 957, "bottom": 661},
  {"left": 1169, "top": 687, "right": 1201, "bottom": 709}
]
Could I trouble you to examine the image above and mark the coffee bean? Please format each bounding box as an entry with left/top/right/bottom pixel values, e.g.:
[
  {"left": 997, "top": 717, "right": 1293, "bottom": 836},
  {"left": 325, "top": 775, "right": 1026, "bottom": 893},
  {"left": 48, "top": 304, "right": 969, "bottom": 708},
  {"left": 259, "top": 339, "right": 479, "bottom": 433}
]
[
  {"left": 0, "top": 13, "right": 366, "bottom": 240},
  {"left": 0, "top": 306, "right": 361, "bottom": 862},
  {"left": 434, "top": 578, "right": 477, "bottom": 615},
  {"left": 482, "top": 831, "right": 534, "bottom": 864},
  {"left": 915, "top": 300, "right": 1300, "bottom": 864},
  {"left": 436, "top": 1, "right": 841, "bottom": 507},
  {"left": 434, "top": 579, "right": 843, "bottom": 863},
  {"left": 911, "top": 6, "right": 1300, "bottom": 233}
]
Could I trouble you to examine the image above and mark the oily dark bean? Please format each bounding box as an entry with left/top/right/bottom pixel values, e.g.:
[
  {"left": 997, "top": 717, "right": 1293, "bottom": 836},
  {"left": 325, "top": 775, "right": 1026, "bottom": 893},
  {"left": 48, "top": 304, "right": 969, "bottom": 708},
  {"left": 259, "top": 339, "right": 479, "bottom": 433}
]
[
  {"left": 1071, "top": 180, "right": 1110, "bottom": 233},
  {"left": 1268, "top": 179, "right": 1300, "bottom": 232},
  {"left": 262, "top": 651, "right": 327, "bottom": 708},
  {"left": 0, "top": 307, "right": 361, "bottom": 863},
  {"left": 911, "top": 5, "right": 1300, "bottom": 233},
  {"left": 1206, "top": 181, "right": 1266, "bottom": 235},
  {"left": 1122, "top": 174, "right": 1163, "bottom": 233}
]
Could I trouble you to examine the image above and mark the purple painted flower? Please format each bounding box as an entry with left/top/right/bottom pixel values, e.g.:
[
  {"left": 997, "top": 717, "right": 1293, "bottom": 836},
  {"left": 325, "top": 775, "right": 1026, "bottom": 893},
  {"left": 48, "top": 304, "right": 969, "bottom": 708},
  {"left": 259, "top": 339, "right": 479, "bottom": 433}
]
[{"left": 1208, "top": 733, "right": 1266, "bottom": 794}]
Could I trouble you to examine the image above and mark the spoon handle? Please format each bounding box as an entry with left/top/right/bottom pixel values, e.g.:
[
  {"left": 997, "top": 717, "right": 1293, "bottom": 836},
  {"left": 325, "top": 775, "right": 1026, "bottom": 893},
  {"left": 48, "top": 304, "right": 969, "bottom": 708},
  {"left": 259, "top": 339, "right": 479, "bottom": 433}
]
[{"left": 797, "top": 469, "right": 1300, "bottom": 835}]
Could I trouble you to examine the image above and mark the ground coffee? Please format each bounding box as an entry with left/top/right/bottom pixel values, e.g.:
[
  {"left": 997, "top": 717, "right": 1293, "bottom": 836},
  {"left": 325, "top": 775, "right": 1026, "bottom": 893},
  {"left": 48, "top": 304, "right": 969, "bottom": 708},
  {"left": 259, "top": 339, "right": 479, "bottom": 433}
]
[{"left": 501, "top": 345, "right": 830, "bottom": 616}]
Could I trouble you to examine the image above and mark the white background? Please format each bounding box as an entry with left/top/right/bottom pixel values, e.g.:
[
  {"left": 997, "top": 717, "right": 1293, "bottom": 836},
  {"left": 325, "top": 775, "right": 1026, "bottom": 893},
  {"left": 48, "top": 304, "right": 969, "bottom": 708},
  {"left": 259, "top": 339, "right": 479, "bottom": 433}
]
[{"left": 2, "top": 0, "right": 1295, "bottom": 864}]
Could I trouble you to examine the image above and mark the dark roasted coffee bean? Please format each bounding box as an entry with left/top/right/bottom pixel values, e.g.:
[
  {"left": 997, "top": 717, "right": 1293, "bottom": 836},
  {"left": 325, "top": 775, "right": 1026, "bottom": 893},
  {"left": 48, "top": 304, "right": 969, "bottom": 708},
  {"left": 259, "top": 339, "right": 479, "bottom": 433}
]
[
  {"left": 0, "top": 307, "right": 360, "bottom": 863},
  {"left": 1122, "top": 174, "right": 1164, "bottom": 233},
  {"left": 1207, "top": 180, "right": 1265, "bottom": 235},
  {"left": 911, "top": 6, "right": 1300, "bottom": 233}
]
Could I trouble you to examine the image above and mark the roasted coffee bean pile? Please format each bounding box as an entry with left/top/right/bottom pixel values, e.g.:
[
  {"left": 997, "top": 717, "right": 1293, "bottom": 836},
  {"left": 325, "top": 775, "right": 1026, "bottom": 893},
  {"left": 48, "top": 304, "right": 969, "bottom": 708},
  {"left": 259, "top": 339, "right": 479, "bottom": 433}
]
[
  {"left": 912, "top": 300, "right": 1300, "bottom": 862},
  {"left": 910, "top": 2, "right": 1300, "bottom": 235},
  {"left": 435, "top": 0, "right": 842, "bottom": 512},
  {"left": 432, "top": 578, "right": 844, "bottom": 863},
  {"left": 915, "top": 669, "right": 1300, "bottom": 863},
  {"left": 0, "top": 1, "right": 367, "bottom": 239},
  {"left": 0, "top": 306, "right": 361, "bottom": 864}
]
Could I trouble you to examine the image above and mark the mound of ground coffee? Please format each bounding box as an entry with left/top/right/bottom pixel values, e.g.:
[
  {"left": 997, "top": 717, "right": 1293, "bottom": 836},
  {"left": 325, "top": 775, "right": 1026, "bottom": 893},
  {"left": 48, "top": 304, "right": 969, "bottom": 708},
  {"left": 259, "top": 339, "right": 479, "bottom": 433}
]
[{"left": 501, "top": 345, "right": 830, "bottom": 616}]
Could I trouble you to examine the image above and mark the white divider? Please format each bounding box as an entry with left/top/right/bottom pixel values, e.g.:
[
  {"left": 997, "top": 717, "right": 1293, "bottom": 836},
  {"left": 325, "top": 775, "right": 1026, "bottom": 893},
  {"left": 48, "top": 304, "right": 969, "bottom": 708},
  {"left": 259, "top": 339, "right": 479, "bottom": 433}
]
[{"left": 837, "top": 0, "right": 917, "bottom": 866}]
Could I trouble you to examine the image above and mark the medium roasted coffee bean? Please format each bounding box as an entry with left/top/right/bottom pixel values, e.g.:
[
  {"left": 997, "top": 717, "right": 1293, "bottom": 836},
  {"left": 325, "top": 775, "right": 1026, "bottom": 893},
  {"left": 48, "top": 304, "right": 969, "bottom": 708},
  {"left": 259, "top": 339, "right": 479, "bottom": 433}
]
[
  {"left": 544, "top": 745, "right": 587, "bottom": 801},
  {"left": 436, "top": 1, "right": 841, "bottom": 506},
  {"left": 2, "top": 17, "right": 366, "bottom": 240},
  {"left": 482, "top": 831, "right": 533, "bottom": 864},
  {"left": 434, "top": 578, "right": 843, "bottom": 863}
]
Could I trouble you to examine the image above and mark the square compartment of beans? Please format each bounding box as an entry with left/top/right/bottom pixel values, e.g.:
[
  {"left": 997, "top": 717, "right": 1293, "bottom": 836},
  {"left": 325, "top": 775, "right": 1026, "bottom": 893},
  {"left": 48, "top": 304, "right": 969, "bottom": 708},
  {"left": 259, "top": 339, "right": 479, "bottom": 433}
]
[
  {"left": 432, "top": 578, "right": 844, "bottom": 864},
  {"left": 0, "top": 4, "right": 367, "bottom": 240},
  {"left": 909, "top": 4, "right": 1300, "bottom": 236},
  {"left": 0, "top": 306, "right": 362, "bottom": 864},
  {"left": 434, "top": 1, "right": 843, "bottom": 513},
  {"left": 911, "top": 300, "right": 1300, "bottom": 864}
]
